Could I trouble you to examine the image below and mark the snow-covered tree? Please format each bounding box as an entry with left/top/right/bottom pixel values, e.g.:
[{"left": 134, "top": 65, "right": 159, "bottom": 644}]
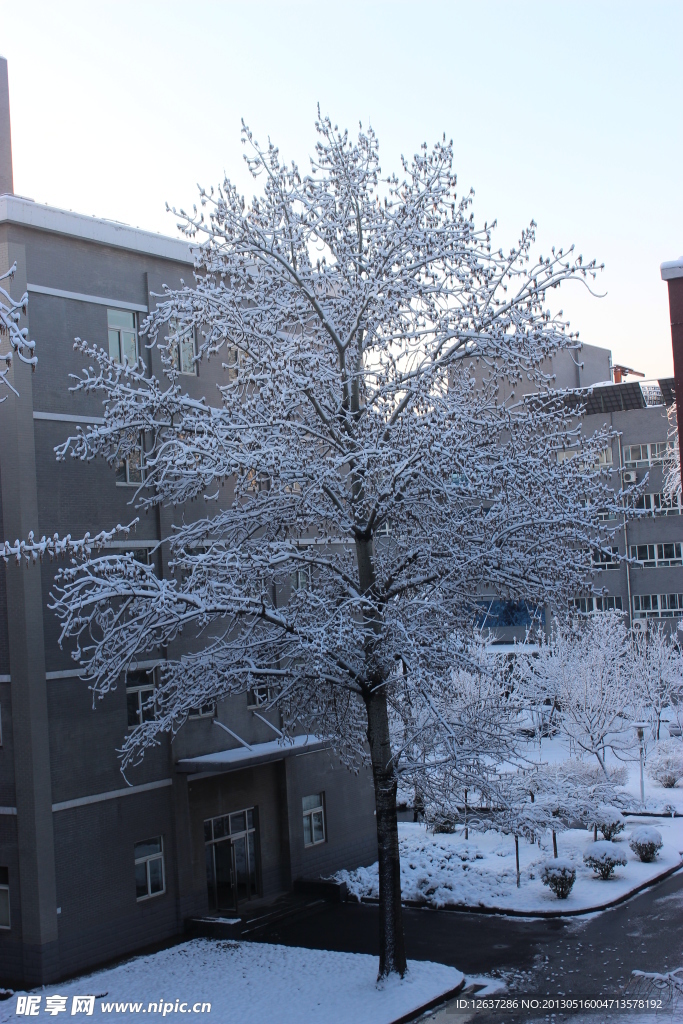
[
  {"left": 663, "top": 405, "right": 681, "bottom": 503},
  {"left": 0, "top": 262, "right": 36, "bottom": 397},
  {"left": 525, "top": 612, "right": 636, "bottom": 773},
  {"left": 395, "top": 636, "right": 528, "bottom": 831},
  {"left": 632, "top": 621, "right": 683, "bottom": 741},
  {"left": 46, "top": 116, "right": 618, "bottom": 978}
]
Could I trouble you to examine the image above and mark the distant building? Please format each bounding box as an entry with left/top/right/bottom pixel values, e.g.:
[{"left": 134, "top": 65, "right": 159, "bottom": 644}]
[
  {"left": 472, "top": 342, "right": 683, "bottom": 642},
  {"left": 0, "top": 59, "right": 377, "bottom": 987}
]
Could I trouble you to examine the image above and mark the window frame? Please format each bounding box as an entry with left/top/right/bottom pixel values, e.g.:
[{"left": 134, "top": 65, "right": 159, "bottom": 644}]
[
  {"left": 107, "top": 309, "right": 138, "bottom": 365},
  {"left": 302, "top": 793, "right": 326, "bottom": 848},
  {"left": 569, "top": 595, "right": 623, "bottom": 615},
  {"left": 630, "top": 542, "right": 683, "bottom": 569},
  {"left": 633, "top": 593, "right": 683, "bottom": 619},
  {"left": 292, "top": 566, "right": 312, "bottom": 592},
  {"left": 591, "top": 546, "right": 620, "bottom": 570},
  {"left": 115, "top": 437, "right": 145, "bottom": 487},
  {"left": 168, "top": 319, "right": 197, "bottom": 376},
  {"left": 126, "top": 669, "right": 156, "bottom": 729},
  {"left": 188, "top": 702, "right": 216, "bottom": 719},
  {"left": 134, "top": 837, "right": 165, "bottom": 902},
  {"left": 623, "top": 441, "right": 673, "bottom": 469}
]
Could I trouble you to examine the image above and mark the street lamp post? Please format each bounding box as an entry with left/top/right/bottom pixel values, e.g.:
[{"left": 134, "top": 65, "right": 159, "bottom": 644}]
[{"left": 634, "top": 722, "right": 649, "bottom": 804}]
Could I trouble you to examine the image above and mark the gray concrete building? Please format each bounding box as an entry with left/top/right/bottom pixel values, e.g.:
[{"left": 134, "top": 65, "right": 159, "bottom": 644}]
[
  {"left": 477, "top": 342, "right": 683, "bottom": 641},
  {"left": 0, "top": 59, "right": 377, "bottom": 987}
]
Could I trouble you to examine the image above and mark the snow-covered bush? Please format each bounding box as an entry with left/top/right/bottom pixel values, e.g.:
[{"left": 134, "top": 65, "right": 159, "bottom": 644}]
[
  {"left": 583, "top": 841, "right": 627, "bottom": 879},
  {"left": 595, "top": 806, "right": 625, "bottom": 841},
  {"left": 629, "top": 827, "right": 663, "bottom": 863},
  {"left": 540, "top": 860, "right": 576, "bottom": 899},
  {"left": 647, "top": 741, "right": 683, "bottom": 789}
]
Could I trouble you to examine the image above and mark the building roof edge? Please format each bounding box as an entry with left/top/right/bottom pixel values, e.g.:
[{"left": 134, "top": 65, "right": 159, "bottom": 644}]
[
  {"left": 0, "top": 193, "right": 194, "bottom": 264},
  {"left": 661, "top": 258, "right": 683, "bottom": 281}
]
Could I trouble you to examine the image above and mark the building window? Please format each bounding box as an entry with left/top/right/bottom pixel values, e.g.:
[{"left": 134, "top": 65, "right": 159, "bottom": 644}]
[
  {"left": 659, "top": 594, "right": 683, "bottom": 616},
  {"left": 592, "top": 546, "right": 620, "bottom": 569},
  {"left": 623, "top": 442, "right": 672, "bottom": 469},
  {"left": 634, "top": 492, "right": 682, "bottom": 516},
  {"left": 115, "top": 439, "right": 144, "bottom": 486},
  {"left": 247, "top": 685, "right": 274, "bottom": 707},
  {"left": 302, "top": 794, "right": 326, "bottom": 847},
  {"left": 168, "top": 319, "right": 197, "bottom": 375},
  {"left": 0, "top": 867, "right": 9, "bottom": 929},
  {"left": 633, "top": 594, "right": 683, "bottom": 619},
  {"left": 134, "top": 837, "right": 165, "bottom": 900},
  {"left": 570, "top": 595, "right": 623, "bottom": 615},
  {"left": 188, "top": 703, "right": 216, "bottom": 719},
  {"left": 126, "top": 670, "right": 155, "bottom": 728},
  {"left": 108, "top": 309, "right": 137, "bottom": 365},
  {"left": 226, "top": 346, "right": 243, "bottom": 381},
  {"left": 630, "top": 542, "right": 683, "bottom": 568},
  {"left": 292, "top": 567, "right": 311, "bottom": 592}
]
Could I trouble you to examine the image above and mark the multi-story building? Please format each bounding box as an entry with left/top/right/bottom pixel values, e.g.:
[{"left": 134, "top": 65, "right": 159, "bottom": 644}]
[
  {"left": 474, "top": 342, "right": 683, "bottom": 640},
  {"left": 0, "top": 60, "right": 377, "bottom": 988}
]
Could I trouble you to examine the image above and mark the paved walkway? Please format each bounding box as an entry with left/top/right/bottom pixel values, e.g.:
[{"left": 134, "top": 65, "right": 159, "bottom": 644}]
[{"left": 249, "top": 867, "right": 683, "bottom": 1022}]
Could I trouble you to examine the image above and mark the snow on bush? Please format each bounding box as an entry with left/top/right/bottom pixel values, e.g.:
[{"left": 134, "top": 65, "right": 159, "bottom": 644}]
[
  {"left": 595, "top": 806, "right": 625, "bottom": 841},
  {"left": 540, "top": 860, "right": 576, "bottom": 899},
  {"left": 629, "top": 827, "right": 663, "bottom": 863},
  {"left": 647, "top": 740, "right": 683, "bottom": 789},
  {"left": 583, "top": 840, "right": 627, "bottom": 880}
]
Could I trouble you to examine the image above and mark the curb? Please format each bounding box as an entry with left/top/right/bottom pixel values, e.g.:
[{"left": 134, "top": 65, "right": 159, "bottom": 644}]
[
  {"left": 357, "top": 858, "right": 683, "bottom": 920},
  {"left": 388, "top": 978, "right": 466, "bottom": 1024}
]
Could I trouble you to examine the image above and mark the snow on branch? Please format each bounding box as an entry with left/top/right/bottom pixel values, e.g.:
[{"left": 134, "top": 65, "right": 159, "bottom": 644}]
[
  {"left": 2, "top": 521, "right": 138, "bottom": 565},
  {"left": 0, "top": 262, "right": 36, "bottom": 398},
  {"left": 47, "top": 115, "right": 622, "bottom": 781}
]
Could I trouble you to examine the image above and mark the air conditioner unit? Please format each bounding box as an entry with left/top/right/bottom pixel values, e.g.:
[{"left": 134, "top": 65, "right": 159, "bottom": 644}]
[
  {"left": 632, "top": 618, "right": 646, "bottom": 633},
  {"left": 623, "top": 470, "right": 637, "bottom": 484}
]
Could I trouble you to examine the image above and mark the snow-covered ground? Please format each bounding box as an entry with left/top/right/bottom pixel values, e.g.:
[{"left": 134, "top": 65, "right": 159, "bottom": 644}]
[
  {"left": 339, "top": 737, "right": 683, "bottom": 915},
  {"left": 0, "top": 940, "right": 463, "bottom": 1024},
  {"left": 336, "top": 816, "right": 683, "bottom": 913}
]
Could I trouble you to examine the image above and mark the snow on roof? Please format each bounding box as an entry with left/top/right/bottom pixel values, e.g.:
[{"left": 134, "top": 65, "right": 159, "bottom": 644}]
[
  {"left": 0, "top": 193, "right": 194, "bottom": 263},
  {"left": 661, "top": 257, "right": 683, "bottom": 281},
  {"left": 176, "top": 733, "right": 327, "bottom": 774}
]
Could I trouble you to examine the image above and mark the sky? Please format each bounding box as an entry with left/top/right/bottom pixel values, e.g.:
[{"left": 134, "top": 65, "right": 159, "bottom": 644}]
[{"left": 1, "top": 0, "right": 681, "bottom": 378}]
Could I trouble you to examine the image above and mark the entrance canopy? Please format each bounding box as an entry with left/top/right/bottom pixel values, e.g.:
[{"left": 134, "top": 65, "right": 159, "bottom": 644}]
[{"left": 176, "top": 734, "right": 327, "bottom": 776}]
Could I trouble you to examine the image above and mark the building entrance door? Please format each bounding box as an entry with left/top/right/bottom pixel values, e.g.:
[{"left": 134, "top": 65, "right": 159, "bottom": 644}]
[{"left": 204, "top": 807, "right": 259, "bottom": 911}]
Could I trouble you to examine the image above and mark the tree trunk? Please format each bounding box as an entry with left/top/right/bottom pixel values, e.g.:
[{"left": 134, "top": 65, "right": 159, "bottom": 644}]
[
  {"left": 552, "top": 830, "right": 558, "bottom": 858},
  {"left": 514, "top": 835, "right": 520, "bottom": 888},
  {"left": 364, "top": 685, "right": 407, "bottom": 979}
]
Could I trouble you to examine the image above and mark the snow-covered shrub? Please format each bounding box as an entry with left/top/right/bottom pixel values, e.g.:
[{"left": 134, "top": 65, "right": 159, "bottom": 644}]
[
  {"left": 595, "top": 806, "right": 625, "bottom": 841},
  {"left": 647, "top": 741, "right": 683, "bottom": 789},
  {"left": 629, "top": 827, "right": 663, "bottom": 863},
  {"left": 583, "top": 841, "right": 627, "bottom": 879},
  {"left": 540, "top": 860, "right": 576, "bottom": 899},
  {"left": 431, "top": 819, "right": 457, "bottom": 834}
]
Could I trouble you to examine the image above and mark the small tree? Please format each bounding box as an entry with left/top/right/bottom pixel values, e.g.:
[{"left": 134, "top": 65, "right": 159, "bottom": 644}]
[
  {"left": 632, "top": 622, "right": 683, "bottom": 741},
  {"left": 647, "top": 740, "right": 683, "bottom": 788},
  {"left": 47, "top": 117, "right": 616, "bottom": 978},
  {"left": 525, "top": 759, "right": 627, "bottom": 855},
  {"left": 663, "top": 405, "right": 681, "bottom": 504},
  {"left": 528, "top": 613, "right": 636, "bottom": 774}
]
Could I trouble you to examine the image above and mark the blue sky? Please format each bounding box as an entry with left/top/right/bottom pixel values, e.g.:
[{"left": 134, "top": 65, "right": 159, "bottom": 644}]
[{"left": 1, "top": 0, "right": 681, "bottom": 377}]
